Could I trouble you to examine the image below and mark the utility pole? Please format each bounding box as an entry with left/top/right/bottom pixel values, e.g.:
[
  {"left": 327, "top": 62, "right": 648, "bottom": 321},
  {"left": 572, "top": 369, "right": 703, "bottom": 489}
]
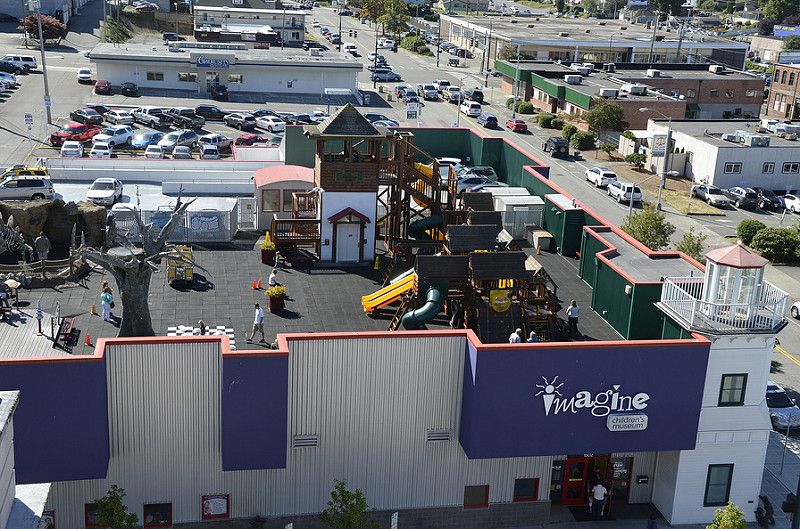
[
  {"left": 30, "top": 0, "right": 52, "bottom": 125},
  {"left": 436, "top": 20, "right": 441, "bottom": 67},
  {"left": 511, "top": 42, "right": 520, "bottom": 119},
  {"left": 647, "top": 13, "right": 659, "bottom": 63},
  {"left": 282, "top": 4, "right": 286, "bottom": 50},
  {"left": 174, "top": 0, "right": 178, "bottom": 34}
]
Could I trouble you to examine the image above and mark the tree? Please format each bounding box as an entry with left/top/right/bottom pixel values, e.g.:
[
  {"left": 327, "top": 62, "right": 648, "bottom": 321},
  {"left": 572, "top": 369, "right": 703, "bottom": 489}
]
[
  {"left": 654, "top": 0, "right": 682, "bottom": 14},
  {"left": 498, "top": 42, "right": 518, "bottom": 60},
  {"left": 758, "top": 16, "right": 777, "bottom": 35},
  {"left": 85, "top": 193, "right": 201, "bottom": 337},
  {"left": 600, "top": 142, "right": 616, "bottom": 158},
  {"left": 736, "top": 218, "right": 766, "bottom": 245},
  {"left": 707, "top": 502, "right": 747, "bottom": 529},
  {"left": 376, "top": 0, "right": 409, "bottom": 34},
  {"left": 95, "top": 485, "right": 139, "bottom": 529},
  {"left": 581, "top": 0, "right": 600, "bottom": 15},
  {"left": 318, "top": 479, "right": 380, "bottom": 529},
  {"left": 696, "top": 0, "right": 717, "bottom": 10},
  {"left": 784, "top": 35, "right": 800, "bottom": 50},
  {"left": 765, "top": 0, "right": 799, "bottom": 24},
  {"left": 621, "top": 202, "right": 676, "bottom": 251},
  {"left": 19, "top": 13, "right": 67, "bottom": 42},
  {"left": 624, "top": 152, "right": 647, "bottom": 169},
  {"left": 675, "top": 227, "right": 708, "bottom": 264},
  {"left": 584, "top": 99, "right": 628, "bottom": 132},
  {"left": 750, "top": 227, "right": 800, "bottom": 262}
]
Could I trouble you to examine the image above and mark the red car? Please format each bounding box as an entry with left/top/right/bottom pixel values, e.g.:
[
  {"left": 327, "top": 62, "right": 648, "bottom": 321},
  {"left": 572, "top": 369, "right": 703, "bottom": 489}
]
[
  {"left": 94, "top": 80, "right": 111, "bottom": 95},
  {"left": 234, "top": 134, "right": 265, "bottom": 146},
  {"left": 50, "top": 122, "right": 103, "bottom": 146},
  {"left": 506, "top": 118, "right": 527, "bottom": 132},
  {"left": 84, "top": 104, "right": 112, "bottom": 115}
]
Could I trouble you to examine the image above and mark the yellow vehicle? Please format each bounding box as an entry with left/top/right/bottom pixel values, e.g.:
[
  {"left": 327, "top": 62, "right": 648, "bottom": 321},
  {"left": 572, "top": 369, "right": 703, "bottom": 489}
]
[
  {"left": 0, "top": 165, "right": 49, "bottom": 181},
  {"left": 167, "top": 245, "right": 193, "bottom": 284}
]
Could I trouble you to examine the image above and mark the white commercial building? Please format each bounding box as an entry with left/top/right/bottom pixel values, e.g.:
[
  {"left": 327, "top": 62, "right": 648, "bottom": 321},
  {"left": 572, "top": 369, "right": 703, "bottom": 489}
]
[
  {"left": 193, "top": 6, "right": 306, "bottom": 45},
  {"left": 88, "top": 43, "right": 362, "bottom": 96}
]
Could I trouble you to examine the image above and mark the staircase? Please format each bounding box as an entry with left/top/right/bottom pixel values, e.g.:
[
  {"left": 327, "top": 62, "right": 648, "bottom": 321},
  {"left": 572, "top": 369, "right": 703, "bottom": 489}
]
[
  {"left": 388, "top": 295, "right": 413, "bottom": 331},
  {"left": 525, "top": 313, "right": 552, "bottom": 342},
  {"left": 381, "top": 254, "right": 400, "bottom": 286}
]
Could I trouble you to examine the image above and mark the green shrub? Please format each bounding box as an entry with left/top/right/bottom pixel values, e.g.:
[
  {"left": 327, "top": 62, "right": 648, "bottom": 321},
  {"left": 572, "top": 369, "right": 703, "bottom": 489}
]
[
  {"left": 624, "top": 152, "right": 647, "bottom": 169},
  {"left": 571, "top": 130, "right": 595, "bottom": 150},
  {"left": 400, "top": 36, "right": 430, "bottom": 55},
  {"left": 736, "top": 219, "right": 766, "bottom": 245},
  {"left": 517, "top": 102, "right": 535, "bottom": 114},
  {"left": 600, "top": 142, "right": 616, "bottom": 156},
  {"left": 423, "top": 13, "right": 439, "bottom": 21},
  {"left": 621, "top": 131, "right": 636, "bottom": 140},
  {"left": 551, "top": 117, "right": 565, "bottom": 129},
  {"left": 751, "top": 227, "right": 800, "bottom": 262},
  {"left": 537, "top": 113, "right": 554, "bottom": 128},
  {"left": 506, "top": 97, "right": 516, "bottom": 109},
  {"left": 561, "top": 123, "right": 577, "bottom": 140}
]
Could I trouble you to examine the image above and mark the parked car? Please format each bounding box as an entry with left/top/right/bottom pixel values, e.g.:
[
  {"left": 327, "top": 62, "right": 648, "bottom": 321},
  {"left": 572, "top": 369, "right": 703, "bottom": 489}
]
[
  {"left": 94, "top": 80, "right": 111, "bottom": 94},
  {"left": 90, "top": 142, "right": 113, "bottom": 159},
  {"left": 792, "top": 300, "right": 800, "bottom": 319},
  {"left": 783, "top": 194, "right": 800, "bottom": 213},
  {"left": 286, "top": 113, "right": 315, "bottom": 125},
  {"left": 455, "top": 176, "right": 496, "bottom": 195},
  {"left": 235, "top": 134, "right": 265, "bottom": 146},
  {"left": 370, "top": 69, "right": 401, "bottom": 82},
  {"left": 750, "top": 187, "right": 783, "bottom": 210},
  {"left": 131, "top": 130, "right": 164, "bottom": 149},
  {"left": 266, "top": 132, "right": 284, "bottom": 146},
  {"left": 198, "top": 133, "right": 232, "bottom": 150},
  {"left": 87, "top": 178, "right": 123, "bottom": 206},
  {"left": 308, "top": 111, "right": 329, "bottom": 123},
  {"left": 120, "top": 82, "right": 138, "bottom": 96},
  {"left": 256, "top": 115, "right": 286, "bottom": 132},
  {"left": 77, "top": 67, "right": 93, "bottom": 83},
  {"left": 372, "top": 119, "right": 399, "bottom": 127},
  {"left": 607, "top": 181, "right": 642, "bottom": 204},
  {"left": 0, "top": 61, "right": 20, "bottom": 74},
  {"left": 158, "top": 129, "right": 199, "bottom": 149},
  {"left": 49, "top": 123, "right": 103, "bottom": 146},
  {"left": 211, "top": 85, "right": 228, "bottom": 100},
  {"left": 766, "top": 380, "right": 800, "bottom": 431},
  {"left": 164, "top": 107, "right": 205, "bottom": 129},
  {"left": 463, "top": 88, "right": 484, "bottom": 102},
  {"left": 0, "top": 54, "right": 36, "bottom": 72},
  {"left": 200, "top": 144, "right": 220, "bottom": 159},
  {"left": 0, "top": 72, "right": 17, "bottom": 87},
  {"left": 69, "top": 108, "right": 104, "bottom": 125},
  {"left": 459, "top": 100, "right": 482, "bottom": 117},
  {"left": 442, "top": 86, "right": 462, "bottom": 103},
  {"left": 195, "top": 105, "right": 230, "bottom": 122},
  {"left": 92, "top": 125, "right": 134, "bottom": 147},
  {"left": 467, "top": 181, "right": 509, "bottom": 193},
  {"left": 458, "top": 166, "right": 498, "bottom": 179},
  {"left": 476, "top": 114, "right": 497, "bottom": 128},
  {"left": 60, "top": 141, "right": 84, "bottom": 158},
  {"left": 543, "top": 136, "right": 570, "bottom": 158},
  {"left": 302, "top": 40, "right": 326, "bottom": 50},
  {"left": 84, "top": 104, "right": 112, "bottom": 116},
  {"left": 691, "top": 184, "right": 730, "bottom": 208},
  {"left": 132, "top": 106, "right": 169, "bottom": 128},
  {"left": 417, "top": 83, "right": 438, "bottom": 100},
  {"left": 104, "top": 110, "right": 135, "bottom": 125},
  {"left": 145, "top": 145, "right": 165, "bottom": 159},
  {"left": 506, "top": 118, "right": 527, "bottom": 132},
  {"left": 365, "top": 113, "right": 391, "bottom": 123},
  {"left": 162, "top": 31, "right": 186, "bottom": 42},
  {"left": 172, "top": 145, "right": 192, "bottom": 159},
  {"left": 401, "top": 89, "right": 420, "bottom": 103},
  {"left": 0, "top": 176, "right": 54, "bottom": 201},
  {"left": 584, "top": 167, "right": 618, "bottom": 188},
  {"left": 724, "top": 186, "right": 759, "bottom": 209},
  {"left": 224, "top": 112, "right": 257, "bottom": 131}
]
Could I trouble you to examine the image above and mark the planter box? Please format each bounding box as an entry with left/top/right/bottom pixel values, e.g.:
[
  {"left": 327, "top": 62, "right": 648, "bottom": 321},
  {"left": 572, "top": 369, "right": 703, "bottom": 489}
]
[
  {"left": 269, "top": 295, "right": 285, "bottom": 314},
  {"left": 261, "top": 249, "right": 276, "bottom": 265}
]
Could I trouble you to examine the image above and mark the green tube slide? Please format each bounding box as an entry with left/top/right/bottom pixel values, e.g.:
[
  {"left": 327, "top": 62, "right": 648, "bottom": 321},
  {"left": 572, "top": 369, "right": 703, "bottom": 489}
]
[{"left": 401, "top": 285, "right": 444, "bottom": 330}]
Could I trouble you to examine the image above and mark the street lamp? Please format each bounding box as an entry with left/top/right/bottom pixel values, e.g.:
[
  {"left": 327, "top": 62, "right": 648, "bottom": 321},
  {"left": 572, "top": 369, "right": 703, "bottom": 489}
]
[
  {"left": 639, "top": 107, "right": 674, "bottom": 211},
  {"left": 28, "top": 0, "right": 52, "bottom": 125},
  {"left": 511, "top": 42, "right": 521, "bottom": 119}
]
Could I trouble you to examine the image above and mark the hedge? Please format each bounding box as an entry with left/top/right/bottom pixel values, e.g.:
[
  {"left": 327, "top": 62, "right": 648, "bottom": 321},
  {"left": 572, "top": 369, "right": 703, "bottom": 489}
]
[
  {"left": 551, "top": 117, "right": 565, "bottom": 130},
  {"left": 537, "top": 113, "right": 554, "bottom": 128},
  {"left": 561, "top": 123, "right": 577, "bottom": 140},
  {"left": 736, "top": 219, "right": 766, "bottom": 245},
  {"left": 751, "top": 227, "right": 800, "bottom": 262},
  {"left": 571, "top": 130, "right": 595, "bottom": 150},
  {"left": 517, "top": 102, "right": 535, "bottom": 114}
]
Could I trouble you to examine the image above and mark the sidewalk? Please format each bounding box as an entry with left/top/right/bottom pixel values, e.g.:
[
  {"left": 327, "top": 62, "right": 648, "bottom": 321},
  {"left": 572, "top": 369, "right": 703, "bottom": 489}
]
[{"left": 762, "top": 430, "right": 800, "bottom": 528}]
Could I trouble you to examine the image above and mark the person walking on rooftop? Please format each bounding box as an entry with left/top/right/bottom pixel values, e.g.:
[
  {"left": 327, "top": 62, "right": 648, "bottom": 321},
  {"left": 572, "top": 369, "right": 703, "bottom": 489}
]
[
  {"left": 34, "top": 231, "right": 51, "bottom": 261},
  {"left": 248, "top": 303, "right": 266, "bottom": 342},
  {"left": 100, "top": 286, "right": 113, "bottom": 322},
  {"left": 566, "top": 300, "right": 580, "bottom": 336}
]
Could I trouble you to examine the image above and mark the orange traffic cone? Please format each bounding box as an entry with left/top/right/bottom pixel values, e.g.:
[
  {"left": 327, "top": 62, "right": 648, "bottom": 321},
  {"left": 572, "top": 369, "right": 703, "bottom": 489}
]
[
  {"left": 85, "top": 333, "right": 92, "bottom": 346},
  {"left": 537, "top": 246, "right": 542, "bottom": 255},
  {"left": 92, "top": 303, "right": 97, "bottom": 315},
  {"left": 257, "top": 278, "right": 262, "bottom": 289},
  {"left": 253, "top": 279, "right": 257, "bottom": 289}
]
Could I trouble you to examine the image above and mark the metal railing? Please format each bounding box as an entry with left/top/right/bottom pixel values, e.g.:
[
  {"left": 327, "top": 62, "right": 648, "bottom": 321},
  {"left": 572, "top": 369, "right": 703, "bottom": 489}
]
[{"left": 659, "top": 276, "right": 788, "bottom": 334}]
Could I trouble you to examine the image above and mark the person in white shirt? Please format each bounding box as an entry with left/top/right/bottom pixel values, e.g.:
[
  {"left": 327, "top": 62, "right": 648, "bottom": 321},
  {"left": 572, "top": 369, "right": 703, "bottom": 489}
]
[
  {"left": 567, "top": 299, "right": 580, "bottom": 336},
  {"left": 508, "top": 328, "right": 522, "bottom": 343},
  {"left": 248, "top": 303, "right": 266, "bottom": 342},
  {"left": 591, "top": 481, "right": 608, "bottom": 520},
  {"left": 268, "top": 268, "right": 282, "bottom": 287}
]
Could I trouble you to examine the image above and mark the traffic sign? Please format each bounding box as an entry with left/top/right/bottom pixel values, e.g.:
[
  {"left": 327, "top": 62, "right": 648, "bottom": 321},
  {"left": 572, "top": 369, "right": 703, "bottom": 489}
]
[
  {"left": 43, "top": 95, "right": 51, "bottom": 107},
  {"left": 24, "top": 113, "right": 33, "bottom": 125}
]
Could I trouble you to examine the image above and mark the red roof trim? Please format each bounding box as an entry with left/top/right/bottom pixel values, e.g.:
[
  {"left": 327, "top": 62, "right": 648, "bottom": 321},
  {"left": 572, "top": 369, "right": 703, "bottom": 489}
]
[{"left": 327, "top": 207, "right": 370, "bottom": 223}]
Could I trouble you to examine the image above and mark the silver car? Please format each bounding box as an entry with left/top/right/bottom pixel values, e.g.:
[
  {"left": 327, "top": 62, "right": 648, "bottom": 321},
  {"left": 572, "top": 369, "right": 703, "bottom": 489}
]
[
  {"left": 767, "top": 381, "right": 800, "bottom": 430},
  {"left": 158, "top": 129, "right": 198, "bottom": 149}
]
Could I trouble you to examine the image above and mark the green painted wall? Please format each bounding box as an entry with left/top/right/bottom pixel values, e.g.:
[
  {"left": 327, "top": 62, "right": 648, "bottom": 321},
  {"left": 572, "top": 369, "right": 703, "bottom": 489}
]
[
  {"left": 578, "top": 231, "right": 611, "bottom": 289},
  {"left": 564, "top": 86, "right": 592, "bottom": 109},
  {"left": 494, "top": 60, "right": 533, "bottom": 82},
  {"left": 284, "top": 126, "right": 317, "bottom": 168},
  {"left": 628, "top": 283, "right": 667, "bottom": 340},
  {"left": 591, "top": 258, "right": 630, "bottom": 338},
  {"left": 662, "top": 315, "right": 692, "bottom": 340},
  {"left": 531, "top": 74, "right": 563, "bottom": 99}
]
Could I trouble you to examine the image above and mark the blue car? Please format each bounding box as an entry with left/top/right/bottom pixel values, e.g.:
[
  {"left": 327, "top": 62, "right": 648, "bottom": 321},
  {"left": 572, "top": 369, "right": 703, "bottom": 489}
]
[{"left": 131, "top": 130, "right": 164, "bottom": 149}]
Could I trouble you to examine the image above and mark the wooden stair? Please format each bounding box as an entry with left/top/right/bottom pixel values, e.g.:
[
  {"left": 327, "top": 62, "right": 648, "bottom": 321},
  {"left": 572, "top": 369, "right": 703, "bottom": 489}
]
[
  {"left": 525, "top": 313, "right": 552, "bottom": 342},
  {"left": 388, "top": 295, "right": 413, "bottom": 331},
  {"left": 381, "top": 254, "right": 400, "bottom": 286}
]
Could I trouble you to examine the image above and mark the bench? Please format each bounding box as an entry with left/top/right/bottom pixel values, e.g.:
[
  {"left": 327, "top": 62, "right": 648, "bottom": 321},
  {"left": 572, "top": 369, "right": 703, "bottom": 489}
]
[
  {"left": 58, "top": 317, "right": 75, "bottom": 342},
  {"left": 279, "top": 249, "right": 315, "bottom": 269}
]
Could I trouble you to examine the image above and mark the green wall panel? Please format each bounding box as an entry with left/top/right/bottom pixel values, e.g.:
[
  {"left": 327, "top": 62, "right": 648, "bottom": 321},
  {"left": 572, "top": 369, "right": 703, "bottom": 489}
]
[
  {"left": 591, "top": 258, "right": 630, "bottom": 338},
  {"left": 284, "top": 126, "right": 317, "bottom": 168},
  {"left": 662, "top": 315, "right": 692, "bottom": 340},
  {"left": 629, "top": 284, "right": 667, "bottom": 340},
  {"left": 564, "top": 87, "right": 592, "bottom": 109},
  {"left": 531, "top": 74, "right": 563, "bottom": 99}
]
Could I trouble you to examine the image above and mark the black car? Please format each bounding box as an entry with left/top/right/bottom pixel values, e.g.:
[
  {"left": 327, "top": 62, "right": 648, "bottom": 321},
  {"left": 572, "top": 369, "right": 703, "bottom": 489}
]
[
  {"left": 0, "top": 60, "right": 19, "bottom": 74},
  {"left": 69, "top": 108, "right": 104, "bottom": 125},
  {"left": 211, "top": 85, "right": 228, "bottom": 101},
  {"left": 463, "top": 88, "right": 484, "bottom": 103},
  {"left": 724, "top": 186, "right": 759, "bottom": 209},
  {"left": 162, "top": 32, "right": 186, "bottom": 42},
  {"left": 490, "top": 70, "right": 503, "bottom": 77},
  {"left": 286, "top": 113, "right": 314, "bottom": 125},
  {"left": 338, "top": 9, "right": 352, "bottom": 15},
  {"left": 120, "top": 82, "right": 138, "bottom": 96},
  {"left": 751, "top": 186, "right": 783, "bottom": 210},
  {"left": 302, "top": 40, "right": 326, "bottom": 51},
  {"left": 476, "top": 113, "right": 497, "bottom": 128},
  {"left": 195, "top": 105, "right": 230, "bottom": 122}
]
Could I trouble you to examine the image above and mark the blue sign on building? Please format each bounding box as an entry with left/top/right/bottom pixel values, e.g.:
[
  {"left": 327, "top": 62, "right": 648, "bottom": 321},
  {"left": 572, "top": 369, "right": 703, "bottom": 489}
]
[
  {"left": 196, "top": 55, "right": 231, "bottom": 68},
  {"left": 774, "top": 25, "right": 800, "bottom": 37}
]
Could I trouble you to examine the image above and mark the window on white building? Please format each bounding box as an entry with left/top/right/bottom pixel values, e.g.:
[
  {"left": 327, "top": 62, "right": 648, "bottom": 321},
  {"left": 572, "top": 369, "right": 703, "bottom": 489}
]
[
  {"left": 704, "top": 464, "right": 734, "bottom": 507},
  {"left": 178, "top": 72, "right": 198, "bottom": 82},
  {"left": 718, "top": 374, "right": 747, "bottom": 406},
  {"left": 783, "top": 162, "right": 800, "bottom": 174},
  {"left": 228, "top": 74, "right": 242, "bottom": 84},
  {"left": 763, "top": 162, "right": 775, "bottom": 174},
  {"left": 146, "top": 72, "right": 164, "bottom": 81},
  {"left": 746, "top": 89, "right": 757, "bottom": 97},
  {"left": 723, "top": 163, "right": 742, "bottom": 174}
]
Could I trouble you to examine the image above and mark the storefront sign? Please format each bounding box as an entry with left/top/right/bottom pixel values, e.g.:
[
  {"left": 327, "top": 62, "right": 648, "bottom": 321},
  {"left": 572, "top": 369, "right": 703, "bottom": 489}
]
[
  {"left": 536, "top": 377, "right": 650, "bottom": 418},
  {"left": 607, "top": 413, "right": 648, "bottom": 431},
  {"left": 202, "top": 494, "right": 230, "bottom": 520},
  {"left": 651, "top": 134, "right": 667, "bottom": 157},
  {"left": 196, "top": 55, "right": 230, "bottom": 68}
]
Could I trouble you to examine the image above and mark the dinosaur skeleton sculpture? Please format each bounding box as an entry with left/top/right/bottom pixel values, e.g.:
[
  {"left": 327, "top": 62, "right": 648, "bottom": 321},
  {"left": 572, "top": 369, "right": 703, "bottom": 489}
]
[{"left": 0, "top": 215, "right": 33, "bottom": 256}]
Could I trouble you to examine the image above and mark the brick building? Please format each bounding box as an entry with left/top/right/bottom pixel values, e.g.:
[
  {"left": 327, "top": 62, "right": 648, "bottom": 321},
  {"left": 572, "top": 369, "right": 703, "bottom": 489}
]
[{"left": 766, "top": 63, "right": 800, "bottom": 120}]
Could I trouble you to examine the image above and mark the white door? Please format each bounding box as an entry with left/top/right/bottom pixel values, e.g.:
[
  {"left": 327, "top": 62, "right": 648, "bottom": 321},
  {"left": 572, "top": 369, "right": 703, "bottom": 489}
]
[{"left": 336, "top": 223, "right": 360, "bottom": 262}]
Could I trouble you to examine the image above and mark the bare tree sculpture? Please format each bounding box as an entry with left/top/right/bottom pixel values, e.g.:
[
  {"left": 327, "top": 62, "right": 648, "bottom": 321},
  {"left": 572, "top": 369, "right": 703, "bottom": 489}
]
[{"left": 85, "top": 195, "right": 199, "bottom": 337}]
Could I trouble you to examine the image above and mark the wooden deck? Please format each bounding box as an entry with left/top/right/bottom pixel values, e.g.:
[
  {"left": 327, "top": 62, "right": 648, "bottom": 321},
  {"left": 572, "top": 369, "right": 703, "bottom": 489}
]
[{"left": 0, "top": 310, "right": 76, "bottom": 359}]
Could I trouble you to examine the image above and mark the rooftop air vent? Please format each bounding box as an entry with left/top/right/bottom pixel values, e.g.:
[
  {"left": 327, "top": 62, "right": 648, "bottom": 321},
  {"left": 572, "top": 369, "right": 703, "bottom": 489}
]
[
  {"left": 721, "top": 133, "right": 738, "bottom": 142},
  {"left": 585, "top": 29, "right": 590, "bottom": 32},
  {"left": 558, "top": 31, "right": 569, "bottom": 36},
  {"left": 233, "top": 0, "right": 243, "bottom": 4},
  {"left": 709, "top": 64, "right": 724, "bottom": 74},
  {"left": 619, "top": 25, "right": 627, "bottom": 29},
  {"left": 646, "top": 69, "right": 661, "bottom": 78},
  {"left": 293, "top": 435, "right": 319, "bottom": 448},
  {"left": 427, "top": 429, "right": 451, "bottom": 442},
  {"left": 528, "top": 23, "right": 535, "bottom": 28},
  {"left": 564, "top": 75, "right": 582, "bottom": 84},
  {"left": 510, "top": 18, "right": 517, "bottom": 23},
  {"left": 597, "top": 21, "right": 606, "bottom": 25},
  {"left": 598, "top": 88, "right": 619, "bottom": 97}
]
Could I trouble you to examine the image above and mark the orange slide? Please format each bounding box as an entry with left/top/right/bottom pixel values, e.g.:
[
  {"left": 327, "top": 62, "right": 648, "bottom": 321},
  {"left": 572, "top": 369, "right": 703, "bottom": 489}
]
[{"left": 362, "top": 273, "right": 415, "bottom": 313}]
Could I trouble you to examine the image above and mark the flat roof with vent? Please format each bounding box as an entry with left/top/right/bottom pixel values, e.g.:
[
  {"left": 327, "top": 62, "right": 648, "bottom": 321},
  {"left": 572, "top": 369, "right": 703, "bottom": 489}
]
[{"left": 652, "top": 119, "right": 800, "bottom": 148}]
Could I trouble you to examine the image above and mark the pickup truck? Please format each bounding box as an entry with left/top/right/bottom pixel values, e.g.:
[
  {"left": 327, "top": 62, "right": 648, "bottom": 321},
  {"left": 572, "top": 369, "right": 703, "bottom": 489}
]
[
  {"left": 164, "top": 107, "right": 205, "bottom": 129},
  {"left": 132, "top": 106, "right": 169, "bottom": 128},
  {"left": 433, "top": 79, "right": 452, "bottom": 93},
  {"left": 441, "top": 86, "right": 462, "bottom": 103},
  {"left": 50, "top": 122, "right": 103, "bottom": 146}
]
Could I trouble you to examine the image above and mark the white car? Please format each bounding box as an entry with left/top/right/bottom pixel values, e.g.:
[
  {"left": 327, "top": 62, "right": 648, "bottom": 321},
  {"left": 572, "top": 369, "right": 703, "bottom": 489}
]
[
  {"left": 312, "top": 20, "right": 320, "bottom": 27},
  {"left": 90, "top": 142, "right": 113, "bottom": 158},
  {"left": 782, "top": 194, "right": 800, "bottom": 213},
  {"left": 456, "top": 175, "right": 496, "bottom": 195},
  {"left": 172, "top": 145, "right": 192, "bottom": 159},
  {"left": 198, "top": 133, "right": 232, "bottom": 150},
  {"left": 92, "top": 125, "right": 134, "bottom": 147},
  {"left": 459, "top": 101, "right": 482, "bottom": 117},
  {"left": 256, "top": 116, "right": 286, "bottom": 133},
  {"left": 86, "top": 177, "right": 123, "bottom": 205},
  {"left": 584, "top": 167, "right": 617, "bottom": 188},
  {"left": 145, "top": 145, "right": 165, "bottom": 159},
  {"left": 105, "top": 110, "right": 135, "bottom": 125},
  {"left": 200, "top": 144, "right": 220, "bottom": 159},
  {"left": 792, "top": 300, "right": 800, "bottom": 319},
  {"left": 60, "top": 141, "right": 84, "bottom": 158},
  {"left": 308, "top": 110, "right": 330, "bottom": 123},
  {"left": 607, "top": 181, "right": 642, "bottom": 203},
  {"left": 0, "top": 72, "right": 17, "bottom": 87},
  {"left": 77, "top": 67, "right": 92, "bottom": 83}
]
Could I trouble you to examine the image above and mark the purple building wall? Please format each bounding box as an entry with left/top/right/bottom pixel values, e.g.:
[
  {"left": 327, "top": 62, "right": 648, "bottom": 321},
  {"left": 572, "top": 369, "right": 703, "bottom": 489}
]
[
  {"left": 460, "top": 341, "right": 710, "bottom": 458},
  {"left": 221, "top": 354, "right": 289, "bottom": 470},
  {"left": 0, "top": 359, "right": 110, "bottom": 484}
]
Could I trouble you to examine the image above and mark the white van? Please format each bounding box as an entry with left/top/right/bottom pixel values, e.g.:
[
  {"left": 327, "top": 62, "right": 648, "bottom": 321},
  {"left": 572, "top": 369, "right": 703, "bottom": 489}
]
[
  {"left": 342, "top": 43, "right": 358, "bottom": 55},
  {"left": 1, "top": 55, "right": 37, "bottom": 71}
]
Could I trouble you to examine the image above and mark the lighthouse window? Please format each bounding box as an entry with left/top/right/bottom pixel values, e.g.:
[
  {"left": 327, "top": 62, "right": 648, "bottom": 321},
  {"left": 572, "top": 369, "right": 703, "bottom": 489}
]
[{"left": 718, "top": 374, "right": 747, "bottom": 407}]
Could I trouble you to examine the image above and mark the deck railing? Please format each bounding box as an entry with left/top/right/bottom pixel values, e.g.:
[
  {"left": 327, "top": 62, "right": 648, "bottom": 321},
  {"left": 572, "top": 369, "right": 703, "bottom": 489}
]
[{"left": 659, "top": 276, "right": 788, "bottom": 334}]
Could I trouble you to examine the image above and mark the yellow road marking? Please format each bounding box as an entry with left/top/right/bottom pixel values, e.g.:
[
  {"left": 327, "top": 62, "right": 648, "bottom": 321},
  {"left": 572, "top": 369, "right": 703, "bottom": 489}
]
[{"left": 777, "top": 343, "right": 800, "bottom": 368}]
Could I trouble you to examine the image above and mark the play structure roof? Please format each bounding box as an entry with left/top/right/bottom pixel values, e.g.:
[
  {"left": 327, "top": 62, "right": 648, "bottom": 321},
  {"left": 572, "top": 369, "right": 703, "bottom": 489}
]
[
  {"left": 470, "top": 251, "right": 530, "bottom": 281},
  {"left": 304, "top": 104, "right": 391, "bottom": 138}
]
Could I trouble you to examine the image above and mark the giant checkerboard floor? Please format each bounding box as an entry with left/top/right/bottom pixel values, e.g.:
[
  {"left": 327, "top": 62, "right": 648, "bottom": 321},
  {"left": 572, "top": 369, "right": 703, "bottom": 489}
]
[{"left": 166, "top": 325, "right": 236, "bottom": 350}]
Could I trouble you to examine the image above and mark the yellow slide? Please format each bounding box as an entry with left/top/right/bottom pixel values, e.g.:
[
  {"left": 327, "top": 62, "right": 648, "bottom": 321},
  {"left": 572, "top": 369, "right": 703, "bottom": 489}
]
[{"left": 362, "top": 273, "right": 415, "bottom": 313}]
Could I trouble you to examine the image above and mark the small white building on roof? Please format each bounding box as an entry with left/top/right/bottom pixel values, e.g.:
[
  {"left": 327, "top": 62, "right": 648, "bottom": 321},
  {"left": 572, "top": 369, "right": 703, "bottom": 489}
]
[
  {"left": 193, "top": 5, "right": 307, "bottom": 44},
  {"left": 254, "top": 165, "right": 316, "bottom": 230}
]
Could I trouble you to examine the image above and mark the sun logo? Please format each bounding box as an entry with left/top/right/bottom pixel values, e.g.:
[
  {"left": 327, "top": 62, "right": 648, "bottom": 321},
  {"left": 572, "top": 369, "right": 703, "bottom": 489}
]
[{"left": 535, "top": 376, "right": 564, "bottom": 417}]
